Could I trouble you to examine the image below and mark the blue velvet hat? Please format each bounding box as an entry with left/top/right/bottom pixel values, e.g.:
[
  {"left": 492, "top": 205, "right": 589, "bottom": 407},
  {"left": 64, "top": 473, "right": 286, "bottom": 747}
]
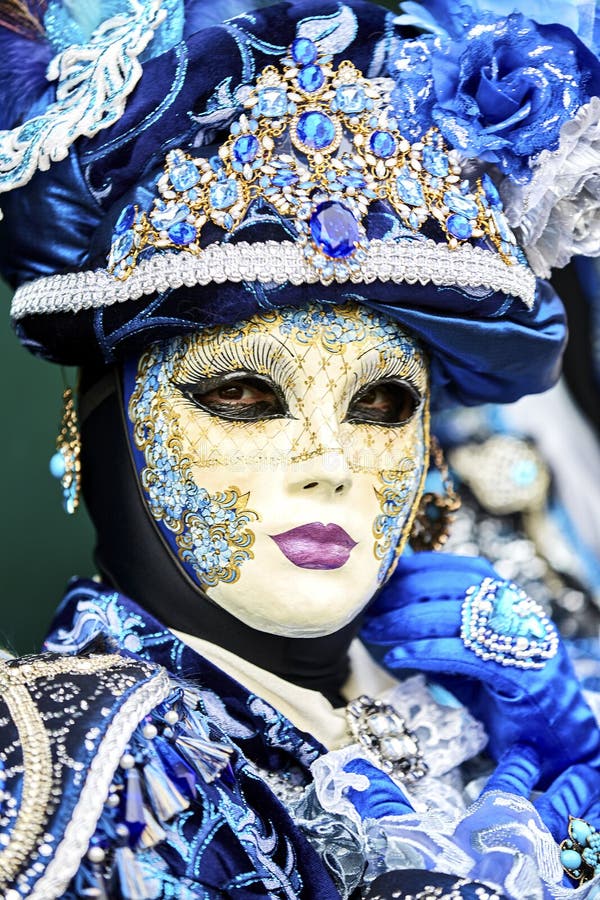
[{"left": 1, "top": 0, "right": 598, "bottom": 405}]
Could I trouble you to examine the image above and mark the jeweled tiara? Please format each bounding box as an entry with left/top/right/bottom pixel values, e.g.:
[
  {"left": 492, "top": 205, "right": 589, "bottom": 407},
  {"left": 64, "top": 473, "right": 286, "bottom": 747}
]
[{"left": 10, "top": 35, "right": 536, "bottom": 320}]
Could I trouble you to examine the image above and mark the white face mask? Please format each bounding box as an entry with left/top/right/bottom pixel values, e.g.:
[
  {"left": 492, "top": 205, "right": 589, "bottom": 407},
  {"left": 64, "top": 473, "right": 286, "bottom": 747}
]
[{"left": 128, "top": 303, "right": 430, "bottom": 637}]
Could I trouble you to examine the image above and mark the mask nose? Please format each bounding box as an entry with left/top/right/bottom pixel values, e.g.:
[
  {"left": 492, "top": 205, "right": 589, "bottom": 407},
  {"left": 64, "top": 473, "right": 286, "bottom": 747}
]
[{"left": 286, "top": 451, "right": 353, "bottom": 498}]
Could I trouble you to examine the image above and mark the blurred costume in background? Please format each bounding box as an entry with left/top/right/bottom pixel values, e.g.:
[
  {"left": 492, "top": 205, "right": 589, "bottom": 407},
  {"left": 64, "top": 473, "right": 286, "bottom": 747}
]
[{"left": 0, "top": 1, "right": 600, "bottom": 898}]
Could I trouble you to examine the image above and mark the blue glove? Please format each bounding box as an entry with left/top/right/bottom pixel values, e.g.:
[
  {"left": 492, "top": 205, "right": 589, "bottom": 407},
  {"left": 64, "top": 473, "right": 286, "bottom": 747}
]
[{"left": 361, "top": 552, "right": 600, "bottom": 791}]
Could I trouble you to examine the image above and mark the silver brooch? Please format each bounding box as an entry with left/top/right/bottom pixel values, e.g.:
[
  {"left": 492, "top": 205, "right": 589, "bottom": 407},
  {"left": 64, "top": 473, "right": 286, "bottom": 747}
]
[{"left": 345, "top": 695, "right": 427, "bottom": 783}]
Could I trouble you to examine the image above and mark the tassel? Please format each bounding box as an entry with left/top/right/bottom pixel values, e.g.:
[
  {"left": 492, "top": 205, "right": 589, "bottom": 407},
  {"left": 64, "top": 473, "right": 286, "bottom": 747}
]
[
  {"left": 115, "top": 845, "right": 152, "bottom": 900},
  {"left": 175, "top": 733, "right": 233, "bottom": 784},
  {"left": 124, "top": 769, "right": 146, "bottom": 843},
  {"left": 143, "top": 756, "right": 190, "bottom": 822},
  {"left": 138, "top": 805, "right": 166, "bottom": 850},
  {"left": 154, "top": 738, "right": 197, "bottom": 796}
]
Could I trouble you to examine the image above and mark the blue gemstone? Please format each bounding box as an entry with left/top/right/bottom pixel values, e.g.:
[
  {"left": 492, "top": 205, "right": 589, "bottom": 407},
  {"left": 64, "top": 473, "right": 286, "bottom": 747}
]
[
  {"left": 272, "top": 172, "right": 299, "bottom": 187},
  {"left": 114, "top": 204, "right": 135, "bottom": 235},
  {"left": 170, "top": 160, "right": 199, "bottom": 192},
  {"left": 296, "top": 110, "right": 336, "bottom": 150},
  {"left": 340, "top": 173, "right": 366, "bottom": 189},
  {"left": 297, "top": 64, "right": 325, "bottom": 93},
  {"left": 233, "top": 134, "right": 260, "bottom": 165},
  {"left": 335, "top": 84, "right": 366, "bottom": 114},
  {"left": 447, "top": 213, "right": 473, "bottom": 240},
  {"left": 561, "top": 849, "right": 583, "bottom": 870},
  {"left": 49, "top": 451, "right": 65, "bottom": 479},
  {"left": 369, "top": 130, "right": 397, "bottom": 159},
  {"left": 111, "top": 230, "right": 134, "bottom": 263},
  {"left": 395, "top": 166, "right": 425, "bottom": 207},
  {"left": 151, "top": 201, "right": 190, "bottom": 231},
  {"left": 510, "top": 459, "right": 537, "bottom": 487},
  {"left": 210, "top": 178, "right": 239, "bottom": 210},
  {"left": 291, "top": 37, "right": 318, "bottom": 66},
  {"left": 168, "top": 221, "right": 197, "bottom": 245},
  {"left": 572, "top": 819, "right": 594, "bottom": 844},
  {"left": 444, "top": 191, "right": 479, "bottom": 220},
  {"left": 310, "top": 201, "right": 359, "bottom": 258},
  {"left": 482, "top": 172, "right": 501, "bottom": 208},
  {"left": 492, "top": 210, "right": 513, "bottom": 243},
  {"left": 422, "top": 146, "right": 449, "bottom": 176},
  {"left": 257, "top": 87, "right": 288, "bottom": 118}
]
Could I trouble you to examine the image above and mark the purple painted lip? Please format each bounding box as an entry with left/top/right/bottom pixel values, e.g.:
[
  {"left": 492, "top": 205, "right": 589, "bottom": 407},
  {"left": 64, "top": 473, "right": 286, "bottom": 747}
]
[{"left": 270, "top": 523, "right": 358, "bottom": 570}]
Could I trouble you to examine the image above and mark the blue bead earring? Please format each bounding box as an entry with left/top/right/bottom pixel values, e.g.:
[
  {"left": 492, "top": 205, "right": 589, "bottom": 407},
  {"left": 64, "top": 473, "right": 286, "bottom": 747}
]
[{"left": 49, "top": 387, "right": 81, "bottom": 515}]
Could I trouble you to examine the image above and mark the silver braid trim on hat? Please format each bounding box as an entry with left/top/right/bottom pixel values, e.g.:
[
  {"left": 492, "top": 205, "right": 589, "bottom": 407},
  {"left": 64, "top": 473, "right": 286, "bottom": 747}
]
[{"left": 10, "top": 238, "right": 536, "bottom": 321}]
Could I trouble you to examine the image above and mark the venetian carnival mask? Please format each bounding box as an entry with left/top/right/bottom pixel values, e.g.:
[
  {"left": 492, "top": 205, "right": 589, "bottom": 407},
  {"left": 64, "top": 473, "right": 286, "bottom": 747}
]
[{"left": 124, "top": 303, "right": 429, "bottom": 637}]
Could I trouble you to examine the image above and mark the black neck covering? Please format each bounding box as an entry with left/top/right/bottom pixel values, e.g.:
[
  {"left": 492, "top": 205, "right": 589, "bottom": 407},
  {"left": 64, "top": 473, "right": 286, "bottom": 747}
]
[{"left": 80, "top": 368, "right": 366, "bottom": 707}]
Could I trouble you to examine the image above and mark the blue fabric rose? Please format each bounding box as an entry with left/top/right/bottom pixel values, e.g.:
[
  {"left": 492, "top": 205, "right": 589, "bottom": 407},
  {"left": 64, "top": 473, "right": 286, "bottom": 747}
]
[{"left": 427, "top": 14, "right": 600, "bottom": 180}]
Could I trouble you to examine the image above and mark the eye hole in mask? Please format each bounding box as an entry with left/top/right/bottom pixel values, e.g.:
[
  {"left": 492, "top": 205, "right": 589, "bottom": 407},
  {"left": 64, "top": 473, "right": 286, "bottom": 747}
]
[{"left": 178, "top": 370, "right": 421, "bottom": 426}]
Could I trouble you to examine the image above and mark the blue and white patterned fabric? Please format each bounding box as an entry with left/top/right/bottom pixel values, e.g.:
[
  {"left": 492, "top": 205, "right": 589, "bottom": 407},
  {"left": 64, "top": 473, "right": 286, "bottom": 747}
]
[{"left": 0, "top": 558, "right": 591, "bottom": 898}]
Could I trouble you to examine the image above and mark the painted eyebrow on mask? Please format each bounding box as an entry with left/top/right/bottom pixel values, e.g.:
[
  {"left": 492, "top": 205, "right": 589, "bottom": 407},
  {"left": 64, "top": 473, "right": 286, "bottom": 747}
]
[
  {"left": 350, "top": 339, "right": 429, "bottom": 399},
  {"left": 171, "top": 331, "right": 297, "bottom": 392}
]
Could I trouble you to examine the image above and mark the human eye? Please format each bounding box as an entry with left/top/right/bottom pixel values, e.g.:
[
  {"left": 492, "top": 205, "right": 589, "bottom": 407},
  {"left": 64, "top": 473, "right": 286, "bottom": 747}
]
[
  {"left": 345, "top": 379, "right": 421, "bottom": 426},
  {"left": 177, "top": 371, "right": 287, "bottom": 421}
]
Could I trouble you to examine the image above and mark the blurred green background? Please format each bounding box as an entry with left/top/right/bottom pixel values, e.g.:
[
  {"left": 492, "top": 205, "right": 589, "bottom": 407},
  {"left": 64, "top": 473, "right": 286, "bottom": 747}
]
[{"left": 0, "top": 279, "right": 95, "bottom": 654}]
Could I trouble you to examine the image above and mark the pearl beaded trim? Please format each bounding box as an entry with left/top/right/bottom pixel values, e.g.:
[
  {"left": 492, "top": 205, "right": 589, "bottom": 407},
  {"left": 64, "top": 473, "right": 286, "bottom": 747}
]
[{"left": 10, "top": 237, "right": 536, "bottom": 321}]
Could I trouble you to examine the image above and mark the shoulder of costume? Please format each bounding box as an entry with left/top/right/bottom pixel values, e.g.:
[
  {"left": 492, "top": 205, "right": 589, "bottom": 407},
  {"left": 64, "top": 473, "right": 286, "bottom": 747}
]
[{"left": 0, "top": 638, "right": 238, "bottom": 898}]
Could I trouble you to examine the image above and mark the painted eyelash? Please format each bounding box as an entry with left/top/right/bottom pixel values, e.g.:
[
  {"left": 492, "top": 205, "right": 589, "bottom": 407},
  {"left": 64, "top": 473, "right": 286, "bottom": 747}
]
[{"left": 173, "top": 334, "right": 296, "bottom": 391}]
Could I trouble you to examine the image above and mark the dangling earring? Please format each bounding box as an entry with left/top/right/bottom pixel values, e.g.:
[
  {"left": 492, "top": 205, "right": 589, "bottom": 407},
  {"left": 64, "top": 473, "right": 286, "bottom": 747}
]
[
  {"left": 49, "top": 387, "right": 81, "bottom": 514},
  {"left": 409, "top": 435, "right": 460, "bottom": 552}
]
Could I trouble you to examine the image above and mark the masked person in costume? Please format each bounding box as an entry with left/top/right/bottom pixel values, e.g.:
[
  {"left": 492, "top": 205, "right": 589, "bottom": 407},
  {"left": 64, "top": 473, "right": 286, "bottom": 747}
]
[{"left": 1, "top": 1, "right": 600, "bottom": 898}]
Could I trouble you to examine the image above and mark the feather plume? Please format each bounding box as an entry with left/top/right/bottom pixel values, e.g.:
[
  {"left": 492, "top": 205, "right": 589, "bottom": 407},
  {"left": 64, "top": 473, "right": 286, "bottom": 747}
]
[{"left": 0, "top": 0, "right": 47, "bottom": 38}]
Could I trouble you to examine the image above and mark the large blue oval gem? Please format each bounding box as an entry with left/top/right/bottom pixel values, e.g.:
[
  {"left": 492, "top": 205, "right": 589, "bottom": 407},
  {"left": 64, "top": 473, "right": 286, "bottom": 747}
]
[
  {"left": 369, "top": 130, "right": 397, "bottom": 159},
  {"left": 310, "top": 201, "right": 359, "bottom": 258},
  {"left": 291, "top": 37, "right": 318, "bottom": 66},
  {"left": 336, "top": 84, "right": 366, "bottom": 114},
  {"left": 168, "top": 222, "right": 197, "bottom": 245},
  {"left": 170, "top": 160, "right": 200, "bottom": 192},
  {"left": 395, "top": 166, "right": 425, "bottom": 207},
  {"left": 297, "top": 64, "right": 325, "bottom": 93},
  {"left": 482, "top": 172, "right": 501, "bottom": 209},
  {"left": 444, "top": 191, "right": 479, "bottom": 220},
  {"left": 422, "top": 146, "right": 449, "bottom": 176},
  {"left": 296, "top": 111, "right": 336, "bottom": 150},
  {"left": 210, "top": 178, "right": 239, "bottom": 210},
  {"left": 233, "top": 134, "right": 260, "bottom": 165},
  {"left": 114, "top": 204, "right": 135, "bottom": 235},
  {"left": 447, "top": 213, "right": 473, "bottom": 240}
]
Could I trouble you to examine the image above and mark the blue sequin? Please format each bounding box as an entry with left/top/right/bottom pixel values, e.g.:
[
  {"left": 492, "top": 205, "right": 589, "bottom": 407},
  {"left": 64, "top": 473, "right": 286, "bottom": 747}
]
[
  {"left": 296, "top": 111, "right": 336, "bottom": 150},
  {"left": 114, "top": 204, "right": 136, "bottom": 235},
  {"left": 310, "top": 201, "right": 359, "bottom": 258},
  {"left": 167, "top": 222, "right": 197, "bottom": 245},
  {"left": 297, "top": 65, "right": 325, "bottom": 93},
  {"left": 210, "top": 179, "right": 239, "bottom": 210},
  {"left": 257, "top": 87, "right": 288, "bottom": 118},
  {"left": 447, "top": 214, "right": 473, "bottom": 240},
  {"left": 291, "top": 37, "right": 318, "bottom": 66},
  {"left": 395, "top": 166, "right": 425, "bottom": 206},
  {"left": 169, "top": 159, "right": 199, "bottom": 192},
  {"left": 233, "top": 134, "right": 260, "bottom": 165},
  {"left": 369, "top": 130, "right": 396, "bottom": 159},
  {"left": 335, "top": 84, "right": 366, "bottom": 114}
]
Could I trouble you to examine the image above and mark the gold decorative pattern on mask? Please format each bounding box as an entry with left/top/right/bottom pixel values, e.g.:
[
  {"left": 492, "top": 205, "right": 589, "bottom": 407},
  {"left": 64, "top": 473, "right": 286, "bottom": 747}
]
[{"left": 129, "top": 347, "right": 260, "bottom": 588}]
